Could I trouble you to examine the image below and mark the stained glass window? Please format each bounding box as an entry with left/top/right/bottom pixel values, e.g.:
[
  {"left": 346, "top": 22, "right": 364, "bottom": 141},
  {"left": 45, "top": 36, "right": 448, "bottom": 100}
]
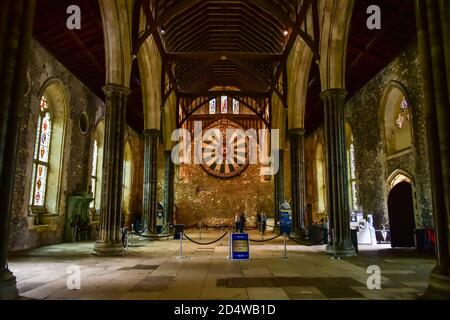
[
  {"left": 395, "top": 97, "right": 411, "bottom": 129},
  {"left": 348, "top": 142, "right": 358, "bottom": 210},
  {"left": 90, "top": 140, "right": 98, "bottom": 208},
  {"left": 232, "top": 99, "right": 240, "bottom": 114},
  {"left": 209, "top": 99, "right": 216, "bottom": 114},
  {"left": 316, "top": 144, "right": 326, "bottom": 213},
  {"left": 30, "top": 95, "right": 52, "bottom": 207},
  {"left": 221, "top": 96, "right": 228, "bottom": 114}
]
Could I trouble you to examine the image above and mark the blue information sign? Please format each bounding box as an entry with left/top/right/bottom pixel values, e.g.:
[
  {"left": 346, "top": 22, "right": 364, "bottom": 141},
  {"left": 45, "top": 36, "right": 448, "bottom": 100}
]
[
  {"left": 231, "top": 233, "right": 250, "bottom": 260},
  {"left": 279, "top": 210, "right": 292, "bottom": 234}
]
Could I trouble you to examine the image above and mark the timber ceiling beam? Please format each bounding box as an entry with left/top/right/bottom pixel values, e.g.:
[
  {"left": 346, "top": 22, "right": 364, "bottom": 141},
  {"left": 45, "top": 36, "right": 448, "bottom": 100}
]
[
  {"left": 166, "top": 51, "right": 283, "bottom": 62},
  {"left": 157, "top": 0, "right": 204, "bottom": 27},
  {"left": 248, "top": 0, "right": 319, "bottom": 59},
  {"left": 179, "top": 90, "right": 269, "bottom": 99},
  {"left": 139, "top": 2, "right": 178, "bottom": 93}
]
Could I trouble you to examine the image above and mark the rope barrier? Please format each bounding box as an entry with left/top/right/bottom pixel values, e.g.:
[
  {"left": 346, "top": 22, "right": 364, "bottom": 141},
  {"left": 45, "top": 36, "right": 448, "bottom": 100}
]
[
  {"left": 248, "top": 234, "right": 282, "bottom": 242},
  {"left": 130, "top": 232, "right": 175, "bottom": 239},
  {"left": 183, "top": 232, "right": 228, "bottom": 245}
]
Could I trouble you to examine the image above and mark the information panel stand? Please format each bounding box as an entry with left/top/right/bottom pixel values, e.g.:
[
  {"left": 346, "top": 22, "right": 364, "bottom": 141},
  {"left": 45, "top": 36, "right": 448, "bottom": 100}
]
[{"left": 231, "top": 233, "right": 250, "bottom": 260}]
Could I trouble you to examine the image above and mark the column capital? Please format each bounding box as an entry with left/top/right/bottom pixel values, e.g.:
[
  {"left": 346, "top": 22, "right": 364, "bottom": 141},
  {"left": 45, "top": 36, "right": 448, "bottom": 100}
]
[
  {"left": 319, "top": 88, "right": 348, "bottom": 100},
  {"left": 102, "top": 84, "right": 131, "bottom": 96},
  {"left": 289, "top": 128, "right": 305, "bottom": 136},
  {"left": 143, "top": 129, "right": 160, "bottom": 137}
]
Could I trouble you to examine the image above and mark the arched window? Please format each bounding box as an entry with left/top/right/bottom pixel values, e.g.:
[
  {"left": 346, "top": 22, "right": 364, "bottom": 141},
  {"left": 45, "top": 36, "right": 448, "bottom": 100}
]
[
  {"left": 232, "top": 99, "right": 240, "bottom": 114},
  {"left": 346, "top": 124, "right": 358, "bottom": 210},
  {"left": 381, "top": 84, "right": 413, "bottom": 156},
  {"left": 209, "top": 98, "right": 216, "bottom": 114},
  {"left": 90, "top": 120, "right": 104, "bottom": 212},
  {"left": 122, "top": 141, "right": 133, "bottom": 216},
  {"left": 90, "top": 140, "right": 98, "bottom": 209},
  {"left": 30, "top": 95, "right": 52, "bottom": 207},
  {"left": 220, "top": 96, "right": 228, "bottom": 114},
  {"left": 315, "top": 143, "right": 326, "bottom": 216},
  {"left": 29, "top": 80, "right": 67, "bottom": 214}
]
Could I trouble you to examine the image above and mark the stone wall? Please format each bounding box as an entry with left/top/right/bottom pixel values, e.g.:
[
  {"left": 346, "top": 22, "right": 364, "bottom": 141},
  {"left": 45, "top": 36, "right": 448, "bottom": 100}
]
[
  {"left": 173, "top": 163, "right": 274, "bottom": 228},
  {"left": 8, "top": 39, "right": 144, "bottom": 251},
  {"left": 344, "top": 42, "right": 433, "bottom": 229},
  {"left": 8, "top": 39, "right": 104, "bottom": 251}
]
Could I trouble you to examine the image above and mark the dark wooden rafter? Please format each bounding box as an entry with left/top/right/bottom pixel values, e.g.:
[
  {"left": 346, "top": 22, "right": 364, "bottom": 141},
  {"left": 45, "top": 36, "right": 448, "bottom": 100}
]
[
  {"left": 177, "top": 91, "right": 270, "bottom": 128},
  {"left": 32, "top": 0, "right": 417, "bottom": 134},
  {"left": 142, "top": 0, "right": 317, "bottom": 127},
  {"left": 137, "top": 0, "right": 178, "bottom": 95},
  {"left": 185, "top": 114, "right": 266, "bottom": 141},
  {"left": 271, "top": 0, "right": 319, "bottom": 106},
  {"left": 167, "top": 51, "right": 282, "bottom": 61},
  {"left": 248, "top": 0, "right": 319, "bottom": 59},
  {"left": 138, "top": 1, "right": 319, "bottom": 93}
]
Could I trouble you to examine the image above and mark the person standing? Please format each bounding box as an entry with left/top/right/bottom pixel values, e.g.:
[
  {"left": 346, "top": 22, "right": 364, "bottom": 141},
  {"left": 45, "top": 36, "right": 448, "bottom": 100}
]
[
  {"left": 239, "top": 212, "right": 246, "bottom": 233},
  {"left": 234, "top": 213, "right": 240, "bottom": 232},
  {"left": 261, "top": 211, "right": 267, "bottom": 235},
  {"left": 256, "top": 212, "right": 262, "bottom": 232}
]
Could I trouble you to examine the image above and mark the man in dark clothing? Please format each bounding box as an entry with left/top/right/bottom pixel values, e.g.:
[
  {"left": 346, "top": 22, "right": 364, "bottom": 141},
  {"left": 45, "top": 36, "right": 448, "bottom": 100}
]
[
  {"left": 261, "top": 212, "right": 267, "bottom": 235},
  {"left": 239, "top": 212, "right": 246, "bottom": 233},
  {"left": 256, "top": 212, "right": 262, "bottom": 232}
]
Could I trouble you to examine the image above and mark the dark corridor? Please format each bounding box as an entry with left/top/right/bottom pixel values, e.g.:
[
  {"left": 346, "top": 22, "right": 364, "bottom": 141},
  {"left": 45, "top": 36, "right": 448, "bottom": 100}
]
[{"left": 388, "top": 181, "right": 416, "bottom": 248}]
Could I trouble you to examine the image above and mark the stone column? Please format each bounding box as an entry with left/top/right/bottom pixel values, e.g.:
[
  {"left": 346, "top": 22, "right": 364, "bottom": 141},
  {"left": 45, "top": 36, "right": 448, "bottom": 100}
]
[
  {"left": 290, "top": 128, "right": 307, "bottom": 237},
  {"left": 415, "top": 0, "right": 450, "bottom": 299},
  {"left": 93, "top": 84, "right": 130, "bottom": 256},
  {"left": 142, "top": 129, "right": 159, "bottom": 233},
  {"left": 163, "top": 150, "right": 175, "bottom": 227},
  {"left": 0, "top": 0, "right": 35, "bottom": 299},
  {"left": 320, "top": 89, "right": 356, "bottom": 257},
  {"left": 274, "top": 150, "right": 284, "bottom": 224}
]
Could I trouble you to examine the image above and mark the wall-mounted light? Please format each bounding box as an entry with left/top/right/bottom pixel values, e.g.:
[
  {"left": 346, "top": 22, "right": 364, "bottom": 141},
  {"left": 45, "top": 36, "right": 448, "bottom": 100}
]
[{"left": 283, "top": 30, "right": 289, "bottom": 36}]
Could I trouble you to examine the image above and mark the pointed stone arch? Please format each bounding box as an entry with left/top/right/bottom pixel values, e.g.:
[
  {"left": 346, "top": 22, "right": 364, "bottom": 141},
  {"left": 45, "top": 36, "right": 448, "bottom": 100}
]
[
  {"left": 138, "top": 35, "right": 162, "bottom": 130},
  {"left": 318, "top": 0, "right": 355, "bottom": 90},
  {"left": 31, "top": 77, "right": 69, "bottom": 215},
  {"left": 287, "top": 38, "right": 314, "bottom": 130},
  {"left": 99, "top": 0, "right": 134, "bottom": 87},
  {"left": 379, "top": 82, "right": 414, "bottom": 157},
  {"left": 387, "top": 169, "right": 414, "bottom": 190}
]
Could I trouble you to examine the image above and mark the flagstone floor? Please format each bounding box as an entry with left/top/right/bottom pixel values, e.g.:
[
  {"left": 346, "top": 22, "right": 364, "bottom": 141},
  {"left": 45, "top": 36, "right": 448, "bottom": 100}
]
[{"left": 7, "top": 229, "right": 435, "bottom": 300}]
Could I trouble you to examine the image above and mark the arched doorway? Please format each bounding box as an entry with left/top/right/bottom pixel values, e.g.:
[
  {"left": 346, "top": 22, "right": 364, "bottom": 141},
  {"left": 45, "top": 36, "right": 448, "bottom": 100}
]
[{"left": 388, "top": 181, "right": 415, "bottom": 248}]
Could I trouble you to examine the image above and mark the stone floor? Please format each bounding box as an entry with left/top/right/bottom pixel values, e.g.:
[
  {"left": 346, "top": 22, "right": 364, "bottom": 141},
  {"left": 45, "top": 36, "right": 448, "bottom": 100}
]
[{"left": 7, "top": 229, "right": 435, "bottom": 300}]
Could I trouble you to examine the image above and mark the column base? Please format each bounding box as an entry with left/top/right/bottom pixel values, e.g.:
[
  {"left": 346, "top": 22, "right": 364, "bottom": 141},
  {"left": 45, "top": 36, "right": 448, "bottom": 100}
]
[
  {"left": 0, "top": 270, "right": 19, "bottom": 300},
  {"left": 421, "top": 268, "right": 450, "bottom": 300},
  {"left": 326, "top": 243, "right": 356, "bottom": 258},
  {"left": 93, "top": 241, "right": 125, "bottom": 256}
]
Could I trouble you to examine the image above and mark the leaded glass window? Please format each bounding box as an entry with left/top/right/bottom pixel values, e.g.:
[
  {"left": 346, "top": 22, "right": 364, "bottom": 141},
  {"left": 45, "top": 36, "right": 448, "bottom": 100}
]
[
  {"left": 232, "top": 99, "right": 240, "bottom": 114},
  {"left": 348, "top": 141, "right": 358, "bottom": 210},
  {"left": 209, "top": 99, "right": 216, "bottom": 114},
  {"left": 395, "top": 97, "right": 411, "bottom": 129},
  {"left": 221, "top": 96, "right": 228, "bottom": 114},
  {"left": 30, "top": 95, "right": 52, "bottom": 207},
  {"left": 90, "top": 140, "right": 98, "bottom": 208}
]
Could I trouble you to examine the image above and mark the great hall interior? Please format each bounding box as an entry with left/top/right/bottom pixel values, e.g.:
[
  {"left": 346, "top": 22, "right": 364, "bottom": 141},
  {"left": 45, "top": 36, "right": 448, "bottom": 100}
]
[{"left": 0, "top": 0, "right": 449, "bottom": 300}]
